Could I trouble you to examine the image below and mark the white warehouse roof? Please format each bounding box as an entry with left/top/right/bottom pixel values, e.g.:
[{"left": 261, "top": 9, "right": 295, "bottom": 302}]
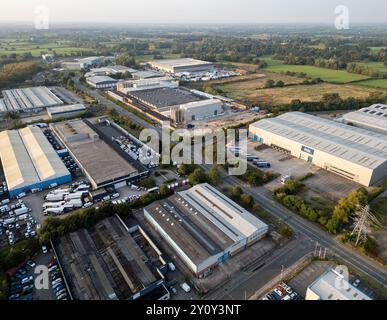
[
  {"left": 0, "top": 127, "right": 70, "bottom": 192},
  {"left": 0, "top": 130, "right": 40, "bottom": 191},
  {"left": 150, "top": 58, "right": 213, "bottom": 68},
  {"left": 341, "top": 104, "right": 387, "bottom": 134},
  {"left": 86, "top": 76, "right": 118, "bottom": 85},
  {"left": 181, "top": 183, "right": 268, "bottom": 240},
  {"left": 307, "top": 268, "right": 372, "bottom": 300},
  {"left": 181, "top": 99, "right": 222, "bottom": 111},
  {"left": 250, "top": 112, "right": 387, "bottom": 170}
]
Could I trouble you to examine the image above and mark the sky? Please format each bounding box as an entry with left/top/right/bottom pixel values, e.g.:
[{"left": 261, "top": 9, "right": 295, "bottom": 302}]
[{"left": 0, "top": 0, "right": 386, "bottom": 24}]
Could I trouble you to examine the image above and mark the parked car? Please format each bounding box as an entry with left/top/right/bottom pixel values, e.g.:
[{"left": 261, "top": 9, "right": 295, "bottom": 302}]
[{"left": 353, "top": 279, "right": 361, "bottom": 287}]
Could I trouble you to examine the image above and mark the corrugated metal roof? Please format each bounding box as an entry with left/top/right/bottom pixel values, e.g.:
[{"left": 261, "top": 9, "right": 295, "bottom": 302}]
[
  {"left": 342, "top": 104, "right": 387, "bottom": 134},
  {"left": 0, "top": 127, "right": 70, "bottom": 192},
  {"left": 19, "top": 126, "right": 70, "bottom": 181},
  {"left": 0, "top": 130, "right": 40, "bottom": 191},
  {"left": 181, "top": 184, "right": 268, "bottom": 239},
  {"left": 251, "top": 112, "right": 387, "bottom": 170}
]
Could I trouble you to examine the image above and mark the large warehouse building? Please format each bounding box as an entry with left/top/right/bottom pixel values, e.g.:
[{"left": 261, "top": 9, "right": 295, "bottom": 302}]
[
  {"left": 86, "top": 76, "right": 118, "bottom": 90},
  {"left": 0, "top": 126, "right": 71, "bottom": 197},
  {"left": 306, "top": 268, "right": 372, "bottom": 300},
  {"left": 148, "top": 58, "right": 214, "bottom": 74},
  {"left": 117, "top": 77, "right": 178, "bottom": 94},
  {"left": 0, "top": 86, "right": 64, "bottom": 113},
  {"left": 249, "top": 112, "right": 387, "bottom": 187},
  {"left": 170, "top": 99, "right": 223, "bottom": 123},
  {"left": 341, "top": 104, "right": 387, "bottom": 135},
  {"left": 144, "top": 183, "right": 268, "bottom": 277},
  {"left": 51, "top": 119, "right": 139, "bottom": 190}
]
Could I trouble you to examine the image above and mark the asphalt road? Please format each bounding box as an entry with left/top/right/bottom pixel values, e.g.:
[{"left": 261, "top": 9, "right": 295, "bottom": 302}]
[
  {"left": 221, "top": 174, "right": 387, "bottom": 289},
  {"left": 73, "top": 77, "right": 157, "bottom": 133},
  {"left": 206, "top": 236, "right": 314, "bottom": 300}
]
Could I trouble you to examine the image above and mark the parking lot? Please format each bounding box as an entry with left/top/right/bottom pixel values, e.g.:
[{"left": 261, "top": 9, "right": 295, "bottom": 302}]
[
  {"left": 8, "top": 244, "right": 69, "bottom": 301},
  {"left": 287, "top": 260, "right": 378, "bottom": 300},
  {"left": 248, "top": 141, "right": 319, "bottom": 188},
  {"left": 0, "top": 198, "right": 37, "bottom": 248},
  {"left": 248, "top": 141, "right": 360, "bottom": 200},
  {"left": 288, "top": 261, "right": 335, "bottom": 298}
]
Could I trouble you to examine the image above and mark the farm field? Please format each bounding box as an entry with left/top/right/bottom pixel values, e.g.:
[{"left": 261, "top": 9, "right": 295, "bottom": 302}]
[
  {"left": 260, "top": 56, "right": 371, "bottom": 83},
  {"left": 219, "top": 82, "right": 380, "bottom": 106},
  {"left": 356, "top": 61, "right": 387, "bottom": 76},
  {"left": 357, "top": 79, "right": 387, "bottom": 89},
  {"left": 214, "top": 72, "right": 304, "bottom": 93},
  {"left": 0, "top": 40, "right": 91, "bottom": 57},
  {"left": 369, "top": 46, "right": 387, "bottom": 52}
]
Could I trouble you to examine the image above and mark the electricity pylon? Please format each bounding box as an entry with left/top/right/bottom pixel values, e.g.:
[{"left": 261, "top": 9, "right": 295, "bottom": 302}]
[{"left": 351, "top": 205, "right": 382, "bottom": 246}]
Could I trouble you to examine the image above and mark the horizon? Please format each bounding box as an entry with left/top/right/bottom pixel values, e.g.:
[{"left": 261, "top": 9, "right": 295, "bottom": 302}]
[{"left": 1, "top": 0, "right": 387, "bottom": 25}]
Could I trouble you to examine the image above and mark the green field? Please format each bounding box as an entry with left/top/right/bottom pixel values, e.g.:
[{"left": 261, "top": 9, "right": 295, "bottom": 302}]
[
  {"left": 357, "top": 79, "right": 387, "bottom": 89},
  {"left": 0, "top": 41, "right": 91, "bottom": 57},
  {"left": 260, "top": 56, "right": 371, "bottom": 83},
  {"left": 369, "top": 46, "right": 387, "bottom": 52},
  {"left": 356, "top": 61, "right": 387, "bottom": 76}
]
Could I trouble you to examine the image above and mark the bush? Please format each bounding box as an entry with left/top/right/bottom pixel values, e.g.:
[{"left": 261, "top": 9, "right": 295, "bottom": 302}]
[
  {"left": 274, "top": 180, "right": 304, "bottom": 196},
  {"left": 188, "top": 168, "right": 208, "bottom": 186},
  {"left": 208, "top": 166, "right": 221, "bottom": 185},
  {"left": 0, "top": 239, "right": 40, "bottom": 273},
  {"left": 239, "top": 166, "right": 274, "bottom": 186},
  {"left": 178, "top": 163, "right": 198, "bottom": 176},
  {"left": 138, "top": 178, "right": 156, "bottom": 189}
]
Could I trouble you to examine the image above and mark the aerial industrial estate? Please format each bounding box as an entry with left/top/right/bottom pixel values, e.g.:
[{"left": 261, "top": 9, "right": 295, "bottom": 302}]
[{"left": 0, "top": 6, "right": 386, "bottom": 308}]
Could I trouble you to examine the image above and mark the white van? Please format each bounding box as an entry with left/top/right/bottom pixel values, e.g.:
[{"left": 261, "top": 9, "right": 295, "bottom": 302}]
[
  {"left": 16, "top": 192, "right": 26, "bottom": 199},
  {"left": 180, "top": 282, "right": 191, "bottom": 293},
  {"left": 168, "top": 262, "right": 176, "bottom": 272}
]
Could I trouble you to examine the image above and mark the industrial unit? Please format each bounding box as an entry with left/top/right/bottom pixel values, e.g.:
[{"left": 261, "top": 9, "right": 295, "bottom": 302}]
[
  {"left": 306, "top": 268, "right": 372, "bottom": 300},
  {"left": 249, "top": 112, "right": 387, "bottom": 187},
  {"left": 86, "top": 76, "right": 118, "bottom": 89},
  {"left": 341, "top": 104, "right": 387, "bottom": 135},
  {"left": 149, "top": 58, "right": 214, "bottom": 74},
  {"left": 117, "top": 77, "right": 179, "bottom": 94},
  {"left": 0, "top": 86, "right": 64, "bottom": 113},
  {"left": 170, "top": 99, "right": 223, "bottom": 123},
  {"left": 54, "top": 216, "right": 170, "bottom": 300},
  {"left": 0, "top": 126, "right": 71, "bottom": 197},
  {"left": 50, "top": 119, "right": 139, "bottom": 190},
  {"left": 144, "top": 183, "right": 268, "bottom": 277},
  {"left": 127, "top": 87, "right": 203, "bottom": 113},
  {"left": 85, "top": 65, "right": 138, "bottom": 78},
  {"left": 62, "top": 56, "right": 109, "bottom": 70},
  {"left": 47, "top": 104, "right": 86, "bottom": 119}
]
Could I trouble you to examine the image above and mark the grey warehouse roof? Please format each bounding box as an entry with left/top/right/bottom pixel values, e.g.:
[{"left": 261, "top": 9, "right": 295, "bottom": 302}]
[
  {"left": 1, "top": 87, "right": 63, "bottom": 112},
  {"left": 128, "top": 87, "right": 203, "bottom": 109},
  {"left": 47, "top": 104, "right": 86, "bottom": 115},
  {"left": 145, "top": 183, "right": 268, "bottom": 264},
  {"left": 250, "top": 112, "right": 387, "bottom": 170},
  {"left": 342, "top": 104, "right": 387, "bottom": 133}
]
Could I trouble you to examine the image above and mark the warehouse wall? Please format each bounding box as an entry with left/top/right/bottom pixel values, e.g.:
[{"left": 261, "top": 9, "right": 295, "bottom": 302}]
[{"left": 249, "top": 126, "right": 378, "bottom": 187}]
